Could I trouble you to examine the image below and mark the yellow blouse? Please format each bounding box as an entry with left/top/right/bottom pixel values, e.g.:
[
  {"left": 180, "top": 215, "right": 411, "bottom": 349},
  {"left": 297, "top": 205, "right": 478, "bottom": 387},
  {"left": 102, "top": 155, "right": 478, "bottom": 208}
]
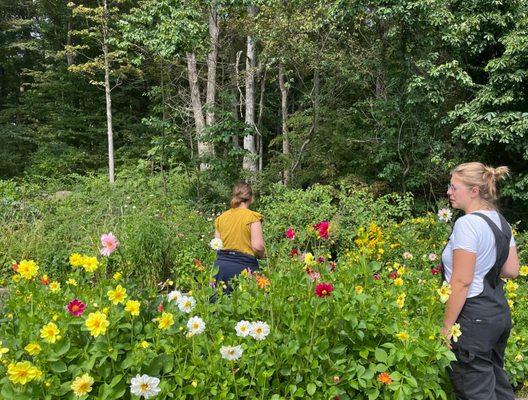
[{"left": 214, "top": 208, "right": 263, "bottom": 256}]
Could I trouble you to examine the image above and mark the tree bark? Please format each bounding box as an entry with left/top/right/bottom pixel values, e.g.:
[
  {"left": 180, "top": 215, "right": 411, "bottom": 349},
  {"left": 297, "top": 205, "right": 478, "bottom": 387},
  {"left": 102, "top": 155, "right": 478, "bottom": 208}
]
[
  {"left": 66, "top": 20, "right": 75, "bottom": 66},
  {"left": 279, "top": 61, "right": 289, "bottom": 185},
  {"left": 206, "top": 1, "right": 219, "bottom": 126},
  {"left": 257, "top": 62, "right": 266, "bottom": 172},
  {"left": 102, "top": 0, "right": 114, "bottom": 184},
  {"left": 186, "top": 52, "right": 212, "bottom": 170},
  {"left": 243, "top": 4, "right": 258, "bottom": 173}
]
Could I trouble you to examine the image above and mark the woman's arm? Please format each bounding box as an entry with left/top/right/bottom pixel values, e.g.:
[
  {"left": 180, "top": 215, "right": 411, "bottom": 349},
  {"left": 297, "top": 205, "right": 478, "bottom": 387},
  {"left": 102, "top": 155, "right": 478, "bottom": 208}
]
[
  {"left": 215, "top": 229, "right": 221, "bottom": 239},
  {"left": 442, "top": 249, "right": 476, "bottom": 337},
  {"left": 249, "top": 221, "right": 265, "bottom": 259},
  {"left": 500, "top": 246, "right": 519, "bottom": 279}
]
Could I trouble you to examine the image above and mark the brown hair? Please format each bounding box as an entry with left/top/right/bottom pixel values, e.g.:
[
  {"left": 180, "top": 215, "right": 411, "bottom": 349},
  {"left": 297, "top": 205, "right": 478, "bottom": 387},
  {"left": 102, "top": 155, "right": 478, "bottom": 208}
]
[
  {"left": 452, "top": 162, "right": 510, "bottom": 208},
  {"left": 230, "top": 181, "right": 253, "bottom": 208}
]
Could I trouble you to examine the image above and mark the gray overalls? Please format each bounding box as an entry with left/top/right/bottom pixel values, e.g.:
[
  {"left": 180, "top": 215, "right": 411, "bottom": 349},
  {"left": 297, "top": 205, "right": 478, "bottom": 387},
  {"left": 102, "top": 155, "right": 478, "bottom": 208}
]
[{"left": 444, "top": 212, "right": 515, "bottom": 400}]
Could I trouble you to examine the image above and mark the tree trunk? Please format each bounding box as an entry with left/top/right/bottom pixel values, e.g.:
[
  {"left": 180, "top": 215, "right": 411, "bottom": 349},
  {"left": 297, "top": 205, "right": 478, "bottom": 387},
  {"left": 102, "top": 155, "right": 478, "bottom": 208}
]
[
  {"left": 102, "top": 0, "right": 114, "bottom": 184},
  {"left": 243, "top": 4, "right": 258, "bottom": 173},
  {"left": 279, "top": 61, "right": 289, "bottom": 185},
  {"left": 66, "top": 20, "right": 75, "bottom": 66},
  {"left": 206, "top": 1, "right": 219, "bottom": 127},
  {"left": 257, "top": 62, "right": 266, "bottom": 172},
  {"left": 186, "top": 52, "right": 212, "bottom": 170}
]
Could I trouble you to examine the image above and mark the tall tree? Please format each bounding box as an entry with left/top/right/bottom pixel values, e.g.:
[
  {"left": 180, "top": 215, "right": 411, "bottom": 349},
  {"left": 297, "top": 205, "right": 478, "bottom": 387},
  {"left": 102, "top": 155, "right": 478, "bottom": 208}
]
[
  {"left": 242, "top": 4, "right": 258, "bottom": 173},
  {"left": 120, "top": 0, "right": 217, "bottom": 170},
  {"left": 278, "top": 61, "right": 290, "bottom": 185},
  {"left": 66, "top": 0, "right": 137, "bottom": 183}
]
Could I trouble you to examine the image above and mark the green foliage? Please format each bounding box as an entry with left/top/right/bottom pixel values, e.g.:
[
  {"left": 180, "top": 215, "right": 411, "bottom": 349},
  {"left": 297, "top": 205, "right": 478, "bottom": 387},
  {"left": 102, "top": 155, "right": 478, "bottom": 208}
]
[
  {"left": 119, "top": 0, "right": 209, "bottom": 59},
  {"left": 1, "top": 0, "right": 528, "bottom": 224},
  {"left": 451, "top": 4, "right": 528, "bottom": 201},
  {"left": 0, "top": 169, "right": 213, "bottom": 286},
  {"left": 260, "top": 182, "right": 414, "bottom": 254},
  {"left": 1, "top": 183, "right": 527, "bottom": 398}
]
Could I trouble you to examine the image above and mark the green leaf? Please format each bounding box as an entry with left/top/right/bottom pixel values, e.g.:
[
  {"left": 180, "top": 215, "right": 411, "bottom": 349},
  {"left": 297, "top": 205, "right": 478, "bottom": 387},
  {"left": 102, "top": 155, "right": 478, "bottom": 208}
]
[
  {"left": 49, "top": 360, "right": 67, "bottom": 373},
  {"left": 109, "top": 374, "right": 123, "bottom": 388},
  {"left": 374, "top": 348, "right": 388, "bottom": 363},
  {"left": 307, "top": 383, "right": 316, "bottom": 395},
  {"left": 368, "top": 388, "right": 380, "bottom": 400}
]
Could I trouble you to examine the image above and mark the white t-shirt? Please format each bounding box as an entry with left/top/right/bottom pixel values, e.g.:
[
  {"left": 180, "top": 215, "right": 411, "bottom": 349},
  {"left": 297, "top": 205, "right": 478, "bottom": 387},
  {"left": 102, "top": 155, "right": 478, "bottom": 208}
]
[{"left": 441, "top": 210, "right": 515, "bottom": 298}]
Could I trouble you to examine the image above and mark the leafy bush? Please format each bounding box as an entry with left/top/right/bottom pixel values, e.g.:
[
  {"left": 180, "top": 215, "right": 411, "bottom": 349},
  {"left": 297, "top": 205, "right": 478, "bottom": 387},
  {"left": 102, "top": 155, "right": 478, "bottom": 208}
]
[
  {"left": 0, "top": 174, "right": 527, "bottom": 399},
  {"left": 0, "top": 169, "right": 212, "bottom": 285}
]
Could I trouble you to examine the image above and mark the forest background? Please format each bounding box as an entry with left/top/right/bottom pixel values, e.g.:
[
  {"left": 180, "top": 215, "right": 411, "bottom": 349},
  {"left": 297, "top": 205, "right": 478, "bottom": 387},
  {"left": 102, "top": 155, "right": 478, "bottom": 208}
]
[{"left": 1, "top": 0, "right": 527, "bottom": 223}]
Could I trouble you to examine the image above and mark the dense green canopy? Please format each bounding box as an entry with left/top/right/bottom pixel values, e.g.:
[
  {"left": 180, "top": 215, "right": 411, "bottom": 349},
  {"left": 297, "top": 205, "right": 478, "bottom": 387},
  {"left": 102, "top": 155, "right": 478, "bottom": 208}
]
[{"left": 1, "top": 0, "right": 527, "bottom": 220}]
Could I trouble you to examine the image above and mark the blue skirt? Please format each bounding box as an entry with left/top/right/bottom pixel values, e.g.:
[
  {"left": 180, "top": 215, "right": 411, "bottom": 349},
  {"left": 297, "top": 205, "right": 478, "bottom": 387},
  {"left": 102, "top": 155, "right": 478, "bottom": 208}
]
[{"left": 214, "top": 250, "right": 259, "bottom": 293}]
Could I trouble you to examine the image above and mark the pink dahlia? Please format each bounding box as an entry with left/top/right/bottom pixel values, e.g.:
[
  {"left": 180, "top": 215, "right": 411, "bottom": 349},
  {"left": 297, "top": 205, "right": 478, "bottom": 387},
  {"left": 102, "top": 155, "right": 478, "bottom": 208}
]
[
  {"left": 315, "top": 282, "right": 334, "bottom": 298},
  {"left": 284, "top": 227, "right": 295, "bottom": 240},
  {"left": 313, "top": 221, "right": 330, "bottom": 240},
  {"left": 67, "top": 299, "right": 86, "bottom": 317},
  {"left": 100, "top": 232, "right": 119, "bottom": 256},
  {"left": 307, "top": 270, "right": 321, "bottom": 282}
]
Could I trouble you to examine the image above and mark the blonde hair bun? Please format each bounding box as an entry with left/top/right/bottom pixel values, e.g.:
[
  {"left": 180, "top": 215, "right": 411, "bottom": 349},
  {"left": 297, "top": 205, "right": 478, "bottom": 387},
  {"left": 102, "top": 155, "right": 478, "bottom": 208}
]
[
  {"left": 484, "top": 166, "right": 510, "bottom": 180},
  {"left": 452, "top": 162, "right": 511, "bottom": 206}
]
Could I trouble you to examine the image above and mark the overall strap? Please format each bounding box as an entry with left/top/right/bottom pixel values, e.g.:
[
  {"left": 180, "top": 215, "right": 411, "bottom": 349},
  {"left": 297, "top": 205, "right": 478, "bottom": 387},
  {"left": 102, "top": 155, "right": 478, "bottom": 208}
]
[{"left": 471, "top": 212, "right": 511, "bottom": 288}]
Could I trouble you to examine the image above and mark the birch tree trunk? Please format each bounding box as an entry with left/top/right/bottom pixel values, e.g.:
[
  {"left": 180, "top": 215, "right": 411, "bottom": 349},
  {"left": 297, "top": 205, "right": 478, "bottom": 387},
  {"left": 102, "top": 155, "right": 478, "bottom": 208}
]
[
  {"left": 186, "top": 52, "right": 212, "bottom": 170},
  {"left": 66, "top": 20, "right": 75, "bottom": 66},
  {"left": 243, "top": 4, "right": 258, "bottom": 173},
  {"left": 102, "top": 0, "right": 114, "bottom": 184},
  {"left": 279, "top": 61, "right": 289, "bottom": 185}
]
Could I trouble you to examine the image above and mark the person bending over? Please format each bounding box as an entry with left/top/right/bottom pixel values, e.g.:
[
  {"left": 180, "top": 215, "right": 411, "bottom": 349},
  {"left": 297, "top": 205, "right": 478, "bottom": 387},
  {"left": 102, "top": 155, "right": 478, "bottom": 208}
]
[{"left": 213, "top": 181, "right": 265, "bottom": 294}]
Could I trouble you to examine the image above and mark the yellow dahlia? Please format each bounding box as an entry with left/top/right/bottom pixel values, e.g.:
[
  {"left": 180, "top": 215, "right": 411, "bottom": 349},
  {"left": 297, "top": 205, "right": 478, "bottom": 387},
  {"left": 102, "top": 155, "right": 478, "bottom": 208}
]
[
  {"left": 40, "top": 322, "right": 61, "bottom": 344},
  {"left": 18, "top": 259, "right": 39, "bottom": 280},
  {"left": 107, "top": 285, "right": 127, "bottom": 305},
  {"left": 125, "top": 300, "right": 140, "bottom": 316},
  {"left": 24, "top": 342, "right": 41, "bottom": 356},
  {"left": 85, "top": 311, "right": 109, "bottom": 337},
  {"left": 71, "top": 373, "right": 94, "bottom": 397}
]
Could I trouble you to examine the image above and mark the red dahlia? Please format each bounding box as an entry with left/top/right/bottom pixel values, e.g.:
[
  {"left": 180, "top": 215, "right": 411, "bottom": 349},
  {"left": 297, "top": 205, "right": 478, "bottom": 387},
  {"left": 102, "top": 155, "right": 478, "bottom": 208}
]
[
  {"left": 315, "top": 282, "right": 334, "bottom": 298},
  {"left": 313, "top": 221, "right": 330, "bottom": 239},
  {"left": 67, "top": 299, "right": 86, "bottom": 317}
]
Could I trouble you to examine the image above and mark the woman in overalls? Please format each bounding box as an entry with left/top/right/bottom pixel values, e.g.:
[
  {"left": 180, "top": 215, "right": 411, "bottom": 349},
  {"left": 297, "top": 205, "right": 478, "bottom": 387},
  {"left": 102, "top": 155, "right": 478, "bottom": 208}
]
[
  {"left": 441, "top": 162, "right": 520, "bottom": 399},
  {"left": 213, "top": 181, "right": 265, "bottom": 294}
]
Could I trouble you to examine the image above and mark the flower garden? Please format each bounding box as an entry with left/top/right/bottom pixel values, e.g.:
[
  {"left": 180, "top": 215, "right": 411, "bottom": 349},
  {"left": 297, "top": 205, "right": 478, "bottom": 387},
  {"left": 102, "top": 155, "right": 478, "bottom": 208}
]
[{"left": 0, "top": 180, "right": 527, "bottom": 399}]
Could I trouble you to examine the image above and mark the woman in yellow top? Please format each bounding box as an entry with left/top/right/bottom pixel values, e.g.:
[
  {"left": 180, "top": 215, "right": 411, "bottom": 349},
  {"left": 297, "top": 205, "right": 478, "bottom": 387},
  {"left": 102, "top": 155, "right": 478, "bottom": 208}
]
[{"left": 213, "top": 181, "right": 265, "bottom": 293}]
